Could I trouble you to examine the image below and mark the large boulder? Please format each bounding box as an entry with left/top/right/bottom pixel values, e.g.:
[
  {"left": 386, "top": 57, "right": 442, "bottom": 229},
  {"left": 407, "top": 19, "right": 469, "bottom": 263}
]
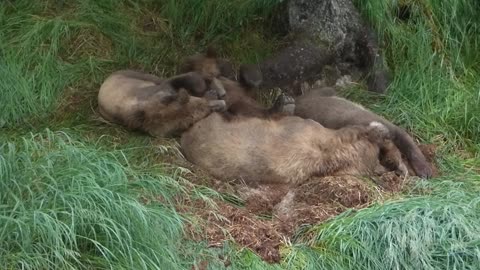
[{"left": 259, "top": 0, "right": 391, "bottom": 94}]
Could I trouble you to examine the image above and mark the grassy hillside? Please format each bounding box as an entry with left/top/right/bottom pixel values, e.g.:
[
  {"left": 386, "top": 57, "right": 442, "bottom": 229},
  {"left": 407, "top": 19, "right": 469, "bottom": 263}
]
[{"left": 1, "top": 0, "right": 480, "bottom": 269}]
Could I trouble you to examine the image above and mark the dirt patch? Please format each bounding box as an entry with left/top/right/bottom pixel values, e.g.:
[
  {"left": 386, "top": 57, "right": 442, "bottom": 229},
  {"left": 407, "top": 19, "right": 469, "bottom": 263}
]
[
  {"left": 296, "top": 176, "right": 373, "bottom": 207},
  {"left": 179, "top": 174, "right": 392, "bottom": 263},
  {"left": 240, "top": 175, "right": 377, "bottom": 237},
  {"left": 374, "top": 171, "right": 407, "bottom": 192},
  {"left": 205, "top": 202, "right": 283, "bottom": 263},
  {"left": 179, "top": 195, "right": 283, "bottom": 263}
]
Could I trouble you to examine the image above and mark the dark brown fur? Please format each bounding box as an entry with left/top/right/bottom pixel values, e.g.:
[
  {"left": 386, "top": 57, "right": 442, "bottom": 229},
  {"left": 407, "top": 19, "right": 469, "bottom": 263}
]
[
  {"left": 97, "top": 70, "right": 226, "bottom": 137},
  {"left": 294, "top": 87, "right": 433, "bottom": 178},
  {"left": 179, "top": 50, "right": 290, "bottom": 119},
  {"left": 181, "top": 112, "right": 406, "bottom": 186},
  {"left": 178, "top": 47, "right": 226, "bottom": 82},
  {"left": 238, "top": 63, "right": 263, "bottom": 90},
  {"left": 178, "top": 48, "right": 263, "bottom": 90},
  {"left": 218, "top": 77, "right": 287, "bottom": 118}
]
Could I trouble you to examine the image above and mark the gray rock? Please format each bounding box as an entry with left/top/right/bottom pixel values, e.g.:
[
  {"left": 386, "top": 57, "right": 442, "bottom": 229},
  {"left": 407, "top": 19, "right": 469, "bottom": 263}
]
[
  {"left": 260, "top": 40, "right": 335, "bottom": 95},
  {"left": 288, "top": 0, "right": 364, "bottom": 57},
  {"left": 259, "top": 0, "right": 392, "bottom": 94}
]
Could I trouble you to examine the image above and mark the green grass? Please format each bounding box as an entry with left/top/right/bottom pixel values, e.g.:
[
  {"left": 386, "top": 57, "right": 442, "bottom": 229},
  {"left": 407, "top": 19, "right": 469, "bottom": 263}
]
[
  {"left": 284, "top": 180, "right": 480, "bottom": 269},
  {"left": 1, "top": 0, "right": 480, "bottom": 269},
  {"left": 352, "top": 0, "right": 480, "bottom": 151},
  {"left": 0, "top": 129, "right": 188, "bottom": 269}
]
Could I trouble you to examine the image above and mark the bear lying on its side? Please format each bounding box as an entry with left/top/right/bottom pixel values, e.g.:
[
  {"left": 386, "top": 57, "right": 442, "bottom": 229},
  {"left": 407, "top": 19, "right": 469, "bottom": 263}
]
[
  {"left": 97, "top": 70, "right": 226, "bottom": 137},
  {"left": 294, "top": 87, "right": 433, "bottom": 178},
  {"left": 181, "top": 112, "right": 407, "bottom": 186}
]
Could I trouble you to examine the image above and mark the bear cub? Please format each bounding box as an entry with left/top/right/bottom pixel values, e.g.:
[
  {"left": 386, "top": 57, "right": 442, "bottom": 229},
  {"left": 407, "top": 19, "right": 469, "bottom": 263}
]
[{"left": 97, "top": 70, "right": 226, "bottom": 137}]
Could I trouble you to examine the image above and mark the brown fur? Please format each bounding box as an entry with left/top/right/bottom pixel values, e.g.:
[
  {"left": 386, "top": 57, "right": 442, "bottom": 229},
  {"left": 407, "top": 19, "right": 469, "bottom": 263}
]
[
  {"left": 97, "top": 70, "right": 225, "bottom": 137},
  {"left": 110, "top": 70, "right": 208, "bottom": 97},
  {"left": 179, "top": 50, "right": 288, "bottom": 119},
  {"left": 177, "top": 47, "right": 229, "bottom": 82},
  {"left": 178, "top": 48, "right": 262, "bottom": 91},
  {"left": 218, "top": 77, "right": 284, "bottom": 118},
  {"left": 181, "top": 113, "right": 406, "bottom": 186},
  {"left": 294, "top": 87, "right": 432, "bottom": 178},
  {"left": 239, "top": 63, "right": 263, "bottom": 90}
]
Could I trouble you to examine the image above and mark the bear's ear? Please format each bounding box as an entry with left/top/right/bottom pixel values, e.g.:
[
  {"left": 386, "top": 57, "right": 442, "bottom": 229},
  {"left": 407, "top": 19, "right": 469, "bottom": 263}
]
[
  {"left": 177, "top": 88, "right": 190, "bottom": 104},
  {"left": 205, "top": 46, "right": 218, "bottom": 58},
  {"left": 217, "top": 59, "right": 236, "bottom": 80},
  {"left": 177, "top": 57, "right": 195, "bottom": 73},
  {"left": 239, "top": 64, "right": 263, "bottom": 89},
  {"left": 169, "top": 72, "right": 207, "bottom": 96},
  {"left": 160, "top": 93, "right": 177, "bottom": 105}
]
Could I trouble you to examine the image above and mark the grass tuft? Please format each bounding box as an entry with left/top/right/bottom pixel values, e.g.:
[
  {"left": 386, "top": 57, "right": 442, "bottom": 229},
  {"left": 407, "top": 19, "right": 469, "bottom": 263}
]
[
  {"left": 159, "top": 0, "right": 280, "bottom": 45},
  {"left": 352, "top": 0, "right": 480, "bottom": 153},
  {"left": 284, "top": 180, "right": 480, "bottom": 270},
  {"left": 0, "top": 129, "right": 190, "bottom": 269}
]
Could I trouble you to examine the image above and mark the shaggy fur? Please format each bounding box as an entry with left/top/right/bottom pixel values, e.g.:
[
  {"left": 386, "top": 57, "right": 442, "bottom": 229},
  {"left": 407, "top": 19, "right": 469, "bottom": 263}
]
[
  {"left": 181, "top": 112, "right": 406, "bottom": 186},
  {"left": 178, "top": 47, "right": 233, "bottom": 82},
  {"left": 179, "top": 50, "right": 292, "bottom": 118},
  {"left": 294, "top": 87, "right": 432, "bottom": 178},
  {"left": 97, "top": 70, "right": 225, "bottom": 137}
]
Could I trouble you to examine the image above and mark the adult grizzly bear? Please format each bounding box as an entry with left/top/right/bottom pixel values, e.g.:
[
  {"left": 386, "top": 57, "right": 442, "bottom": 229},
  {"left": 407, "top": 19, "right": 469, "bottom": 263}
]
[
  {"left": 98, "top": 70, "right": 226, "bottom": 137},
  {"left": 181, "top": 112, "right": 407, "bottom": 186},
  {"left": 294, "top": 87, "right": 432, "bottom": 178}
]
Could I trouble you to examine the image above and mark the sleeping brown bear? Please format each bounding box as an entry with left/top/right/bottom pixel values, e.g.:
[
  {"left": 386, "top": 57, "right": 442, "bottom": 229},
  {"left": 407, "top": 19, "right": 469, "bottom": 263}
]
[
  {"left": 178, "top": 49, "right": 295, "bottom": 118},
  {"left": 178, "top": 47, "right": 235, "bottom": 82},
  {"left": 97, "top": 70, "right": 226, "bottom": 137},
  {"left": 181, "top": 112, "right": 407, "bottom": 186},
  {"left": 294, "top": 87, "right": 433, "bottom": 178}
]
